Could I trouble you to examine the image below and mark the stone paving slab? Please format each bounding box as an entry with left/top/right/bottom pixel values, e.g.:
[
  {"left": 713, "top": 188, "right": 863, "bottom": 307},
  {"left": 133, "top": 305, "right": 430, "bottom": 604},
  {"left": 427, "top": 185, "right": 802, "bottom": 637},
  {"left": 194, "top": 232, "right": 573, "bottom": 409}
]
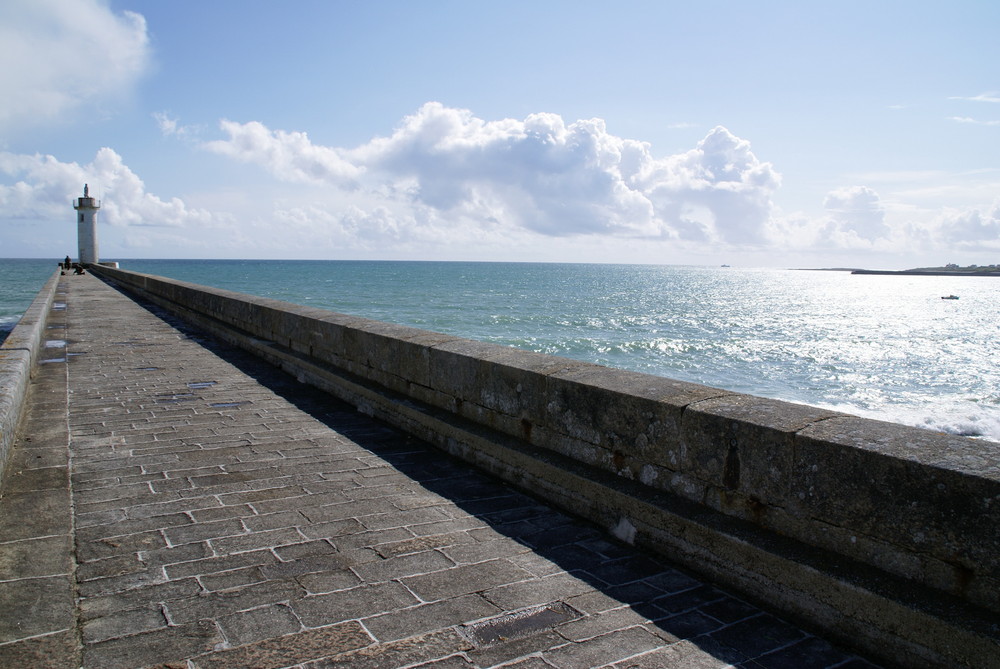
[
  {"left": 0, "top": 276, "right": 79, "bottom": 668},
  {"left": 0, "top": 273, "right": 882, "bottom": 668}
]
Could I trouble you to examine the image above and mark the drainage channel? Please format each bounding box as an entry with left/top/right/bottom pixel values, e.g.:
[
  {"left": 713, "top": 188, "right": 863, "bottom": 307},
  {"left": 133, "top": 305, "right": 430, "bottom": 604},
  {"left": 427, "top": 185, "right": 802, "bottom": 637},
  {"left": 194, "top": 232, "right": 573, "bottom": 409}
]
[{"left": 459, "top": 602, "right": 581, "bottom": 647}]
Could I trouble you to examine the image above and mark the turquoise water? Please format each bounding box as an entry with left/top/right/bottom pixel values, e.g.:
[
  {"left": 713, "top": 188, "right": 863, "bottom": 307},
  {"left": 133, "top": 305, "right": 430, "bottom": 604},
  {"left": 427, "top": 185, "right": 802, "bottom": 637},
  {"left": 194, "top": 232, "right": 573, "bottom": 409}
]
[
  {"left": 4, "top": 258, "right": 999, "bottom": 441},
  {"left": 0, "top": 258, "right": 60, "bottom": 341}
]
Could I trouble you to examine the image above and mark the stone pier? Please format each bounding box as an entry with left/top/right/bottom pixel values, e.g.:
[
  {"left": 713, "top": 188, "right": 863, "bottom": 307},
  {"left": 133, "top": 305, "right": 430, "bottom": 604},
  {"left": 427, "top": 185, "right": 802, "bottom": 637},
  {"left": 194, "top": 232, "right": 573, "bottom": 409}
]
[{"left": 0, "top": 274, "right": 888, "bottom": 667}]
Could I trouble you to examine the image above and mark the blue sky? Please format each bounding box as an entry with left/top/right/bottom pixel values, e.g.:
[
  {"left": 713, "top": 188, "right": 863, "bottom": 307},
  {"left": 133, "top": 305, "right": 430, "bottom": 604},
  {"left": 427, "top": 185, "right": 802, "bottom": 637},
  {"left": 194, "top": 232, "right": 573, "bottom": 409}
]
[{"left": 1, "top": 0, "right": 998, "bottom": 267}]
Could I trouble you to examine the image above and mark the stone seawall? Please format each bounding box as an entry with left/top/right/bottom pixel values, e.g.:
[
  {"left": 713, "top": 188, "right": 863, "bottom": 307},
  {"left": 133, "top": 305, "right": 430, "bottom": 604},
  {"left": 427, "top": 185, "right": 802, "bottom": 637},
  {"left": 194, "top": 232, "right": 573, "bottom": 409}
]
[
  {"left": 0, "top": 268, "right": 60, "bottom": 483},
  {"left": 90, "top": 265, "right": 999, "bottom": 668}
]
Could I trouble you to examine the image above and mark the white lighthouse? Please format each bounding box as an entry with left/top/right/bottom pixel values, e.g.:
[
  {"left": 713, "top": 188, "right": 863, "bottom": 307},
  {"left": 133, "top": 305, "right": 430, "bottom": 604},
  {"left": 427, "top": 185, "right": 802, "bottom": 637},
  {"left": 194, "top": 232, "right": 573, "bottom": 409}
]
[{"left": 73, "top": 183, "right": 100, "bottom": 264}]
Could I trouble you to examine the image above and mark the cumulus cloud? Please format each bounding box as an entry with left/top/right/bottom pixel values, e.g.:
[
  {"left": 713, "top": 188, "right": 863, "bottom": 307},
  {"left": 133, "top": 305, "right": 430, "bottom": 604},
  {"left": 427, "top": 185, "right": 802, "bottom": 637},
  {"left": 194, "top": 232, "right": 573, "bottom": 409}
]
[
  {"left": 204, "top": 120, "right": 362, "bottom": 186},
  {"left": 822, "top": 186, "right": 889, "bottom": 242},
  {"left": 798, "top": 182, "right": 1000, "bottom": 258},
  {"left": 0, "top": 148, "right": 215, "bottom": 228},
  {"left": 934, "top": 200, "right": 1000, "bottom": 249},
  {"left": 0, "top": 0, "right": 150, "bottom": 131},
  {"left": 205, "top": 102, "right": 782, "bottom": 245},
  {"left": 634, "top": 126, "right": 781, "bottom": 243}
]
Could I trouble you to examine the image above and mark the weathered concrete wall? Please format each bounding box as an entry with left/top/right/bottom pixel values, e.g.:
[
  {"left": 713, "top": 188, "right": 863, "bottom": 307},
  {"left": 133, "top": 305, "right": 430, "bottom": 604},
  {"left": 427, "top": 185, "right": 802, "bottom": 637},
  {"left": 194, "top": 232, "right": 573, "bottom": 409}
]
[
  {"left": 0, "top": 269, "right": 61, "bottom": 483},
  {"left": 91, "top": 265, "right": 1000, "bottom": 668}
]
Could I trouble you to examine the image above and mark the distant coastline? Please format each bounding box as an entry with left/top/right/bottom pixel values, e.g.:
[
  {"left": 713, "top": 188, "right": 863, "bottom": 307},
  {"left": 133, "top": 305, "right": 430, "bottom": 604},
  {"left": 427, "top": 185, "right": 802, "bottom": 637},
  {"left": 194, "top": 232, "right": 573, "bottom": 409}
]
[
  {"left": 800, "top": 264, "right": 1000, "bottom": 277},
  {"left": 851, "top": 266, "right": 1000, "bottom": 277}
]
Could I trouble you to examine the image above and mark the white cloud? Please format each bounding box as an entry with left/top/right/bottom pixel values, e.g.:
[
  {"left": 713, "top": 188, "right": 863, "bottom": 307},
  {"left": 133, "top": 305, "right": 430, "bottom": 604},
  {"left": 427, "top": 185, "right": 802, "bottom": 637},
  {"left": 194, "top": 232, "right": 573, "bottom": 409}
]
[
  {"left": 949, "top": 116, "right": 1000, "bottom": 126},
  {"left": 949, "top": 92, "right": 1000, "bottom": 104},
  {"left": 0, "top": 0, "right": 150, "bottom": 132},
  {"left": 204, "top": 103, "right": 782, "bottom": 246},
  {"left": 204, "top": 120, "right": 362, "bottom": 186},
  {"left": 945, "top": 92, "right": 1000, "bottom": 127},
  {"left": 638, "top": 126, "right": 782, "bottom": 244},
  {"left": 205, "top": 104, "right": 999, "bottom": 263},
  {"left": 153, "top": 111, "right": 202, "bottom": 140},
  {"left": 933, "top": 200, "right": 1000, "bottom": 249},
  {"left": 7, "top": 102, "right": 992, "bottom": 264},
  {"left": 792, "top": 182, "right": 1000, "bottom": 258},
  {"left": 0, "top": 148, "right": 217, "bottom": 228},
  {"left": 822, "top": 186, "right": 889, "bottom": 242},
  {"left": 154, "top": 112, "right": 180, "bottom": 136}
]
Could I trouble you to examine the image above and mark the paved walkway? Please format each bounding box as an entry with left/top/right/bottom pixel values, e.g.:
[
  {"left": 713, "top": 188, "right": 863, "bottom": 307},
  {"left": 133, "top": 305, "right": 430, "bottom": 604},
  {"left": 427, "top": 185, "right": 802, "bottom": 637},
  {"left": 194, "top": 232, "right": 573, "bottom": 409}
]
[{"left": 0, "top": 273, "right": 881, "bottom": 668}]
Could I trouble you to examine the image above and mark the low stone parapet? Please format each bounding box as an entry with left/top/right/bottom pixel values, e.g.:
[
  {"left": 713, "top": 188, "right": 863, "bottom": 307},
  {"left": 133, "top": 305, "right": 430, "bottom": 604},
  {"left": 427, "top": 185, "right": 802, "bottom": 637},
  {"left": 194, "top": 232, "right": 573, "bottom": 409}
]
[
  {"left": 0, "top": 269, "right": 60, "bottom": 483},
  {"left": 90, "top": 264, "right": 1000, "bottom": 668}
]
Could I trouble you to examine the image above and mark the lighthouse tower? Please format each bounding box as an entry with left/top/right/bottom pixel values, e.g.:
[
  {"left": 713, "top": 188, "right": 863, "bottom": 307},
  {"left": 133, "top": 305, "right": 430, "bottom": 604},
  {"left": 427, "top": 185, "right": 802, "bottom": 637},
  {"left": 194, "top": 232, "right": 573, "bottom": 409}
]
[{"left": 73, "top": 184, "right": 100, "bottom": 264}]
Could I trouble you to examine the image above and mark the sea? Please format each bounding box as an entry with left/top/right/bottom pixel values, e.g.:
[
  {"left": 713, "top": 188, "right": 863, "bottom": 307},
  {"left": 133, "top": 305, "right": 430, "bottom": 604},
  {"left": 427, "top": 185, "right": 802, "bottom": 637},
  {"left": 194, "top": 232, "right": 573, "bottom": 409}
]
[{"left": 3, "top": 258, "right": 998, "bottom": 442}]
